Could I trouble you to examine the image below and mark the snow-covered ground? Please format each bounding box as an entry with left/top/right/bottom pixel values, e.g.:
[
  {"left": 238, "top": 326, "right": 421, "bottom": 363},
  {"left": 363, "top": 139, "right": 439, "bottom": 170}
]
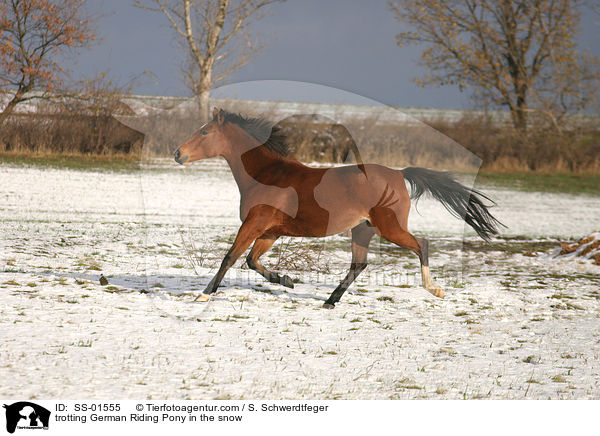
[{"left": 1, "top": 160, "right": 599, "bottom": 399}]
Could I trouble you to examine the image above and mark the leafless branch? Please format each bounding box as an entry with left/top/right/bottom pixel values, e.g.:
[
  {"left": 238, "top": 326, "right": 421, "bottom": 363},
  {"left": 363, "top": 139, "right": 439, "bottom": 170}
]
[{"left": 135, "top": 0, "right": 283, "bottom": 120}]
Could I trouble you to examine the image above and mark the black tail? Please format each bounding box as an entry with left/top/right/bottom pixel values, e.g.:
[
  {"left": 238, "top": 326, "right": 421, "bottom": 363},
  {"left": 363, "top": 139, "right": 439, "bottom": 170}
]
[{"left": 401, "top": 167, "right": 503, "bottom": 241}]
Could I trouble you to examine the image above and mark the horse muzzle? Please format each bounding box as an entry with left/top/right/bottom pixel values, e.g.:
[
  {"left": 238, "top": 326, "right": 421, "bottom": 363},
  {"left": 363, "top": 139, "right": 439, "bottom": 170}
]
[{"left": 174, "top": 148, "right": 189, "bottom": 164}]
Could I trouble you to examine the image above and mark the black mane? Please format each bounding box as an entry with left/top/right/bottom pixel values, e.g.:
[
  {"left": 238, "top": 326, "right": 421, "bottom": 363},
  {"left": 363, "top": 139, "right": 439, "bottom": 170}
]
[{"left": 220, "top": 110, "right": 290, "bottom": 156}]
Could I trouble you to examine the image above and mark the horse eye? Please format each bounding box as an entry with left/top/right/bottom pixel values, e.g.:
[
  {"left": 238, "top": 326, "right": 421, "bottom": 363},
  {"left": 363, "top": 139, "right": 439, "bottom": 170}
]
[{"left": 201, "top": 130, "right": 208, "bottom": 136}]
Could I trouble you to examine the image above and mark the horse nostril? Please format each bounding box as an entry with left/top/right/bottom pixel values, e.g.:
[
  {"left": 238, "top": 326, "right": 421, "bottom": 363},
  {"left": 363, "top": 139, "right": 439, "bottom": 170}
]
[{"left": 174, "top": 148, "right": 188, "bottom": 164}]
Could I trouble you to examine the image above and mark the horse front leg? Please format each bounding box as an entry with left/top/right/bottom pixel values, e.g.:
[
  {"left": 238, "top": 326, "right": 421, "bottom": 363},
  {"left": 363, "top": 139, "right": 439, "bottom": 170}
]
[
  {"left": 195, "top": 213, "right": 268, "bottom": 302},
  {"left": 246, "top": 236, "right": 295, "bottom": 289}
]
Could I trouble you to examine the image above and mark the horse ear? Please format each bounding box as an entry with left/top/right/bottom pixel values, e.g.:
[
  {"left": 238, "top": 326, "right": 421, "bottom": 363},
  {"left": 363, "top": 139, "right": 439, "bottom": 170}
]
[{"left": 216, "top": 109, "right": 224, "bottom": 126}]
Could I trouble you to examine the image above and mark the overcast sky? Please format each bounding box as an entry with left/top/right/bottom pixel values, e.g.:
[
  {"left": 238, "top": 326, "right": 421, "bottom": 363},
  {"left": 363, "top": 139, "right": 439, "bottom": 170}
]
[{"left": 69, "top": 0, "right": 600, "bottom": 109}]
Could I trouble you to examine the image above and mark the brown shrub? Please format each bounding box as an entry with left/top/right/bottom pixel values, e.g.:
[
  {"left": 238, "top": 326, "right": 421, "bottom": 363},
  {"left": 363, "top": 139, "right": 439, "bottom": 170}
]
[
  {"left": 426, "top": 114, "right": 600, "bottom": 173},
  {"left": 0, "top": 113, "right": 143, "bottom": 156}
]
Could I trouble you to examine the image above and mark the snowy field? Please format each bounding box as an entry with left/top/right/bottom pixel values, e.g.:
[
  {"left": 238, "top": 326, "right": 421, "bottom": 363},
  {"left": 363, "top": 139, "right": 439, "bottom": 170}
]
[{"left": 1, "top": 159, "right": 599, "bottom": 399}]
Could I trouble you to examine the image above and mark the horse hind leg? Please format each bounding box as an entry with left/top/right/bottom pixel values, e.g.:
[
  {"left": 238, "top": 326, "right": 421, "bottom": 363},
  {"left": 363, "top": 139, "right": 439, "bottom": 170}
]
[
  {"left": 323, "top": 221, "right": 375, "bottom": 309},
  {"left": 370, "top": 208, "right": 444, "bottom": 298},
  {"left": 246, "top": 236, "right": 294, "bottom": 289},
  {"left": 415, "top": 236, "right": 444, "bottom": 298}
]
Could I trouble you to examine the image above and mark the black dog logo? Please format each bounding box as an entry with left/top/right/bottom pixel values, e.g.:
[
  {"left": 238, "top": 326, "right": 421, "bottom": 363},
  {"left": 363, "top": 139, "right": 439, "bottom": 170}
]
[{"left": 3, "top": 402, "right": 50, "bottom": 433}]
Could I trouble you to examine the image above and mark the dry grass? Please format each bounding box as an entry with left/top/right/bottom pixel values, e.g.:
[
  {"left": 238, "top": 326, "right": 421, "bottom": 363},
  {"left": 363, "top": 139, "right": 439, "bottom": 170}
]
[
  {"left": 274, "top": 116, "right": 480, "bottom": 171},
  {"left": 268, "top": 237, "right": 331, "bottom": 274},
  {"left": 1, "top": 101, "right": 598, "bottom": 175},
  {"left": 426, "top": 113, "right": 600, "bottom": 173}
]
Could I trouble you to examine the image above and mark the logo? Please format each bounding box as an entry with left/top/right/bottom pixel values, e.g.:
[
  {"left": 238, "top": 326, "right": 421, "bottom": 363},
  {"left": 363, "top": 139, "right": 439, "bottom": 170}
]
[{"left": 3, "top": 402, "right": 50, "bottom": 434}]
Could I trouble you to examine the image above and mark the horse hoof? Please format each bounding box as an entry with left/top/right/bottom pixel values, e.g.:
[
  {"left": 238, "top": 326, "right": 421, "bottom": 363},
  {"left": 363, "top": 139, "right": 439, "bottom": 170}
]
[
  {"left": 427, "top": 286, "right": 444, "bottom": 299},
  {"left": 281, "top": 275, "right": 294, "bottom": 289},
  {"left": 322, "top": 303, "right": 335, "bottom": 309},
  {"left": 194, "top": 294, "right": 211, "bottom": 302}
]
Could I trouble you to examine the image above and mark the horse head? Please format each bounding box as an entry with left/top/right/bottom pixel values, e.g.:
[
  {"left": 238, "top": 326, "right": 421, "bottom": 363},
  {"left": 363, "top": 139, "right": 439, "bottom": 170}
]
[{"left": 174, "top": 108, "right": 229, "bottom": 164}]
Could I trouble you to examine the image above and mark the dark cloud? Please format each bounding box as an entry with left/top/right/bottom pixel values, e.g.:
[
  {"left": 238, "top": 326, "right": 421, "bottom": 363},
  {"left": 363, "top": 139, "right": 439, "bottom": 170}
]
[{"left": 67, "top": 0, "right": 599, "bottom": 109}]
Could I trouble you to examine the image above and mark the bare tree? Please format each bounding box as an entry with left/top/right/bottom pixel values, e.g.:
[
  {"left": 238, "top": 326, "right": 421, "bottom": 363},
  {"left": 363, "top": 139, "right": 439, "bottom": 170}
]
[
  {"left": 390, "top": 0, "right": 599, "bottom": 131},
  {"left": 589, "top": 0, "right": 600, "bottom": 16},
  {"left": 0, "top": 0, "right": 95, "bottom": 127},
  {"left": 134, "top": 0, "right": 283, "bottom": 121}
]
